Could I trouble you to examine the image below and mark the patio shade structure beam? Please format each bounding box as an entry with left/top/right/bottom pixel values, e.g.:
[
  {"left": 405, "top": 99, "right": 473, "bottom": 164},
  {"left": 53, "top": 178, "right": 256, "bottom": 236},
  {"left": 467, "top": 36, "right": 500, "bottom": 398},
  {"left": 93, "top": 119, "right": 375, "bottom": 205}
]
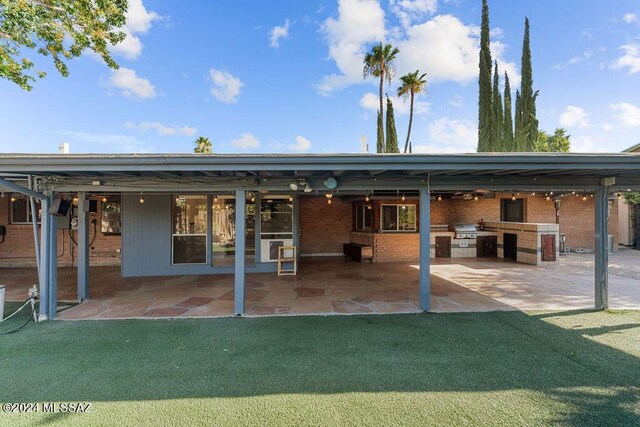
[
  {"left": 594, "top": 185, "right": 610, "bottom": 309},
  {"left": 234, "top": 190, "right": 246, "bottom": 316},
  {"left": 419, "top": 187, "right": 431, "bottom": 311},
  {"left": 77, "top": 192, "right": 90, "bottom": 301}
]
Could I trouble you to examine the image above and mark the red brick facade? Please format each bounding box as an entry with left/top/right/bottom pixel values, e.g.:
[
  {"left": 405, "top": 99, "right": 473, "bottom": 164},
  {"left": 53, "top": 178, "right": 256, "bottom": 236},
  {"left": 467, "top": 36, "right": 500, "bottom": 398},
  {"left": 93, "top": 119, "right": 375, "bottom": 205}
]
[
  {"left": 299, "top": 196, "right": 352, "bottom": 255},
  {"left": 0, "top": 196, "right": 121, "bottom": 267}
]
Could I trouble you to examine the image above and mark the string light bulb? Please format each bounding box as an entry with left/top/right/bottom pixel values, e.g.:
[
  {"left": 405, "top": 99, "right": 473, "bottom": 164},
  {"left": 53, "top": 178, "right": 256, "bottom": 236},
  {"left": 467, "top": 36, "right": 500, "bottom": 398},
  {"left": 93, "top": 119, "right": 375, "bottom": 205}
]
[
  {"left": 582, "top": 193, "right": 588, "bottom": 201},
  {"left": 288, "top": 195, "right": 293, "bottom": 202},
  {"left": 437, "top": 194, "right": 442, "bottom": 202},
  {"left": 365, "top": 194, "right": 370, "bottom": 202},
  {"left": 545, "top": 194, "right": 551, "bottom": 201},
  {"left": 139, "top": 194, "right": 145, "bottom": 204},
  {"left": 511, "top": 193, "right": 516, "bottom": 201},
  {"left": 401, "top": 193, "right": 406, "bottom": 202},
  {"left": 102, "top": 196, "right": 108, "bottom": 203},
  {"left": 213, "top": 195, "right": 218, "bottom": 203},
  {"left": 474, "top": 195, "right": 479, "bottom": 201},
  {"left": 10, "top": 194, "right": 16, "bottom": 203}
]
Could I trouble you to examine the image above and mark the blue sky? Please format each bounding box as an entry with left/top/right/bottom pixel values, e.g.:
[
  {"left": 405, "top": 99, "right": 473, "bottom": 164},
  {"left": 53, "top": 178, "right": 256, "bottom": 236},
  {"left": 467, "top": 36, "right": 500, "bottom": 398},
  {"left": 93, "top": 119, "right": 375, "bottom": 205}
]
[{"left": 1, "top": 0, "right": 639, "bottom": 154}]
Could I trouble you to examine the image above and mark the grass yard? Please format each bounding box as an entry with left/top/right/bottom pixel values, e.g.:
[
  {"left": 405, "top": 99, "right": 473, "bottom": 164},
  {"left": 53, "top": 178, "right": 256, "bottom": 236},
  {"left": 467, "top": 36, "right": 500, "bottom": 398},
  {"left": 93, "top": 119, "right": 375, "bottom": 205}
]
[{"left": 1, "top": 305, "right": 639, "bottom": 426}]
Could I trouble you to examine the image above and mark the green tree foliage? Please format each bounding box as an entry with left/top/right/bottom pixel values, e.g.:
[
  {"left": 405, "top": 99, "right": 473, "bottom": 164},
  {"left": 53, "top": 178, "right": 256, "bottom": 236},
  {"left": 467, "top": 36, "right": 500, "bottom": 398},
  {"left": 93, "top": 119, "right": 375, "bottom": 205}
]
[
  {"left": 534, "top": 128, "right": 570, "bottom": 152},
  {"left": 491, "top": 61, "right": 503, "bottom": 150},
  {"left": 514, "top": 17, "right": 539, "bottom": 151},
  {"left": 397, "top": 70, "right": 427, "bottom": 153},
  {"left": 0, "top": 0, "right": 127, "bottom": 90},
  {"left": 385, "top": 96, "right": 399, "bottom": 153},
  {"left": 194, "top": 136, "right": 213, "bottom": 154},
  {"left": 502, "top": 72, "right": 514, "bottom": 150},
  {"left": 364, "top": 43, "right": 400, "bottom": 153},
  {"left": 623, "top": 192, "right": 640, "bottom": 205},
  {"left": 477, "top": 0, "right": 493, "bottom": 152},
  {"left": 376, "top": 110, "right": 384, "bottom": 154}
]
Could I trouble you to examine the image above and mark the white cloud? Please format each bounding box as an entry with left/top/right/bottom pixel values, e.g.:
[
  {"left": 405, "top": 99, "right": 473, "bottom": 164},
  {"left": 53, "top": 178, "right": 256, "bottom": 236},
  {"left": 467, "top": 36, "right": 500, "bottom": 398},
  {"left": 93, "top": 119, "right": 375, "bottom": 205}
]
[
  {"left": 289, "top": 136, "right": 312, "bottom": 152},
  {"left": 611, "top": 44, "right": 640, "bottom": 74},
  {"left": 61, "top": 131, "right": 154, "bottom": 153},
  {"left": 413, "top": 117, "right": 477, "bottom": 153},
  {"left": 125, "top": 121, "right": 196, "bottom": 136},
  {"left": 270, "top": 19, "right": 290, "bottom": 48},
  {"left": 396, "top": 15, "right": 519, "bottom": 87},
  {"left": 610, "top": 102, "right": 640, "bottom": 127},
  {"left": 448, "top": 95, "right": 463, "bottom": 107},
  {"left": 390, "top": 0, "right": 438, "bottom": 28},
  {"left": 559, "top": 106, "right": 591, "bottom": 128},
  {"left": 110, "top": 0, "right": 161, "bottom": 60},
  {"left": 623, "top": 13, "right": 638, "bottom": 24},
  {"left": 317, "top": 0, "right": 386, "bottom": 95},
  {"left": 108, "top": 68, "right": 156, "bottom": 100},
  {"left": 360, "top": 92, "right": 429, "bottom": 115},
  {"left": 570, "top": 136, "right": 602, "bottom": 153},
  {"left": 209, "top": 69, "right": 243, "bottom": 103},
  {"left": 230, "top": 133, "right": 261, "bottom": 150}
]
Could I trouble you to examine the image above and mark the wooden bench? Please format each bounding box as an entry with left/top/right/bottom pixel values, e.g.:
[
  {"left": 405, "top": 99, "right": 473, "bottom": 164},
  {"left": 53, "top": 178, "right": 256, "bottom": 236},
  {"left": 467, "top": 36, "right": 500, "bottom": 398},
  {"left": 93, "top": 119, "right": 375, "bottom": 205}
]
[{"left": 343, "top": 243, "right": 373, "bottom": 262}]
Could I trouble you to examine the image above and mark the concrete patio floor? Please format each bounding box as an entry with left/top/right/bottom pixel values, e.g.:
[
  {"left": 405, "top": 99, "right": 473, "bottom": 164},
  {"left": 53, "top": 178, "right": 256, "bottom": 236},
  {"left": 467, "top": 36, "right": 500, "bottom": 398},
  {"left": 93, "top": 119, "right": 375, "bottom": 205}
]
[{"left": 2, "top": 257, "right": 640, "bottom": 319}]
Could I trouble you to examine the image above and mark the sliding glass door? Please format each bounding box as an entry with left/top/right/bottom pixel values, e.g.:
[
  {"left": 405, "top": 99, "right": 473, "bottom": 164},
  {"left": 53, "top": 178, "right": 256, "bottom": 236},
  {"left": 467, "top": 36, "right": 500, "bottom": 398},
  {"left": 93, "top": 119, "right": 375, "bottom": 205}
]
[{"left": 211, "top": 196, "right": 255, "bottom": 266}]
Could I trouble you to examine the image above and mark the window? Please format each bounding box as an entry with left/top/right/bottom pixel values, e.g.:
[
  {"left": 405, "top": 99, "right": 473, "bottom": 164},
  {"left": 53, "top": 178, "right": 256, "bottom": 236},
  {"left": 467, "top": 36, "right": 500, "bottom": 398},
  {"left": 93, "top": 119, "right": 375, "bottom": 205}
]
[
  {"left": 211, "top": 196, "right": 256, "bottom": 266},
  {"left": 10, "top": 197, "right": 41, "bottom": 224},
  {"left": 173, "top": 195, "right": 208, "bottom": 264},
  {"left": 101, "top": 200, "right": 121, "bottom": 234},
  {"left": 260, "top": 198, "right": 294, "bottom": 262},
  {"left": 355, "top": 205, "right": 372, "bottom": 231},
  {"left": 501, "top": 199, "right": 524, "bottom": 222},
  {"left": 381, "top": 204, "right": 417, "bottom": 231}
]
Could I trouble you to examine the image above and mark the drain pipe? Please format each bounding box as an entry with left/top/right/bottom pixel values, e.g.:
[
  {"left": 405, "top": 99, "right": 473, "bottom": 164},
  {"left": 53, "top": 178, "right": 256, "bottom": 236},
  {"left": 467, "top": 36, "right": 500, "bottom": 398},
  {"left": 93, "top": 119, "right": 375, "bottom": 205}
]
[{"left": 28, "top": 176, "right": 41, "bottom": 276}]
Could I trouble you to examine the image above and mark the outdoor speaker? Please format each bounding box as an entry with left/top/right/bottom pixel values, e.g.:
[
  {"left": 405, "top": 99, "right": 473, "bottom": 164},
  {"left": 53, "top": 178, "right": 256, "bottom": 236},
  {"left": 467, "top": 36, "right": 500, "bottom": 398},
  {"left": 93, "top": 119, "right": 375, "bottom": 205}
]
[{"left": 49, "top": 197, "right": 70, "bottom": 216}]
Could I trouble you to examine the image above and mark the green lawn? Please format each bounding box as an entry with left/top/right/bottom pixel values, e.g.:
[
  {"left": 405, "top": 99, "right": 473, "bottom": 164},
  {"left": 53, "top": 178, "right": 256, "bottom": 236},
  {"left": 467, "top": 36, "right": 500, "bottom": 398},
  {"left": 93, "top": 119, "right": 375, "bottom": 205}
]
[{"left": 1, "top": 304, "right": 639, "bottom": 426}]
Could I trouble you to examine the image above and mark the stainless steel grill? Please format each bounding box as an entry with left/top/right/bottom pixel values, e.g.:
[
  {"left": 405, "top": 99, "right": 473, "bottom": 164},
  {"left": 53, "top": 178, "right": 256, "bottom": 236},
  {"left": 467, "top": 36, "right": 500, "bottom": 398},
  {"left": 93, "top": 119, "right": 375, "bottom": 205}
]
[{"left": 451, "top": 224, "right": 478, "bottom": 239}]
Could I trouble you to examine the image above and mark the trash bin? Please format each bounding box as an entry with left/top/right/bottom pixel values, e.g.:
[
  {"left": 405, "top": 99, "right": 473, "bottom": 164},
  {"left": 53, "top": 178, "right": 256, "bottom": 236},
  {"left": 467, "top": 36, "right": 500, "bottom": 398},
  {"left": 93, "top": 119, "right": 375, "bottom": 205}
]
[
  {"left": 0, "top": 285, "right": 4, "bottom": 320},
  {"left": 560, "top": 233, "right": 567, "bottom": 255},
  {"left": 608, "top": 234, "right": 614, "bottom": 255}
]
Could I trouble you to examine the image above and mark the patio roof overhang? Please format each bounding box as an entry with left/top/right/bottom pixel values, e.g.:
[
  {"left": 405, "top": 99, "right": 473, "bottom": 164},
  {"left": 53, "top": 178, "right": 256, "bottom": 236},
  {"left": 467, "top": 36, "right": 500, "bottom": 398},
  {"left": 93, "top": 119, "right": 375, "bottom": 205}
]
[{"left": 0, "top": 152, "right": 639, "bottom": 192}]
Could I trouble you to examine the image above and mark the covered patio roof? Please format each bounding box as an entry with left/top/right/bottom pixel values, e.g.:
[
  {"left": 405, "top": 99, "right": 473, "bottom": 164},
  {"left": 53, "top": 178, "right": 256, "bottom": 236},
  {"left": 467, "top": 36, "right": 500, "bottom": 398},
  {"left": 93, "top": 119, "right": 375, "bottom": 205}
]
[{"left": 0, "top": 152, "right": 639, "bottom": 192}]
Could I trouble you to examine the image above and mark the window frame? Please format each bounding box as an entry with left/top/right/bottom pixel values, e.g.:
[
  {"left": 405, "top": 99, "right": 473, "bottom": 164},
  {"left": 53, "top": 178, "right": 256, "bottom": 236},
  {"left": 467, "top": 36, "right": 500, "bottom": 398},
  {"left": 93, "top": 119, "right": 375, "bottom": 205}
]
[
  {"left": 380, "top": 204, "right": 417, "bottom": 232},
  {"left": 10, "top": 197, "right": 41, "bottom": 225},
  {"left": 355, "top": 204, "right": 373, "bottom": 231},
  {"left": 171, "top": 194, "right": 209, "bottom": 265},
  {"left": 500, "top": 198, "right": 525, "bottom": 223}
]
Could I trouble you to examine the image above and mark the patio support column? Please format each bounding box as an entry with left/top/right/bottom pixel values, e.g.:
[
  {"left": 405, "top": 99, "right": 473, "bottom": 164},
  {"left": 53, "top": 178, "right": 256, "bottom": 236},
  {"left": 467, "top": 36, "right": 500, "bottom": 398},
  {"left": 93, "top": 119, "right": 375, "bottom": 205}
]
[
  {"left": 38, "top": 196, "right": 51, "bottom": 319},
  {"left": 234, "top": 190, "right": 246, "bottom": 316},
  {"left": 48, "top": 193, "right": 58, "bottom": 319},
  {"left": 594, "top": 186, "right": 609, "bottom": 310},
  {"left": 419, "top": 187, "right": 431, "bottom": 311},
  {"left": 77, "top": 192, "right": 90, "bottom": 301}
]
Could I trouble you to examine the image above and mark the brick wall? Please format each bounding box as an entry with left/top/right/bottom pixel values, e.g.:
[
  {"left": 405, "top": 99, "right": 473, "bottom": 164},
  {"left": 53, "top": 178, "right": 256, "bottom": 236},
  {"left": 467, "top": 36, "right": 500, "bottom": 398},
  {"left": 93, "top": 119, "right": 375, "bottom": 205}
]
[
  {"left": 559, "top": 195, "right": 618, "bottom": 249},
  {"left": 373, "top": 232, "right": 420, "bottom": 262},
  {"left": 0, "top": 196, "right": 121, "bottom": 267},
  {"left": 299, "top": 196, "right": 352, "bottom": 255}
]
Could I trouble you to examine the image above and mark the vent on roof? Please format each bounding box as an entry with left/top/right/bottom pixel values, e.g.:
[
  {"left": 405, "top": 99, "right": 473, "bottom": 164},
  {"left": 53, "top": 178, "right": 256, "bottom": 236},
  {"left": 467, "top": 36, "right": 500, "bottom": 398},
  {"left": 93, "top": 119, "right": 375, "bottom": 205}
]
[{"left": 59, "top": 142, "right": 70, "bottom": 154}]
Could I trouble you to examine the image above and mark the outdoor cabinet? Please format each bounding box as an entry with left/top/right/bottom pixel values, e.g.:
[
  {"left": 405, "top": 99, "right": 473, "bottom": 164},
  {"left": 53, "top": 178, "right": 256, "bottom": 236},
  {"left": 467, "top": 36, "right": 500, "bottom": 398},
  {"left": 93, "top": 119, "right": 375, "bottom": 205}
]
[{"left": 477, "top": 236, "right": 498, "bottom": 258}]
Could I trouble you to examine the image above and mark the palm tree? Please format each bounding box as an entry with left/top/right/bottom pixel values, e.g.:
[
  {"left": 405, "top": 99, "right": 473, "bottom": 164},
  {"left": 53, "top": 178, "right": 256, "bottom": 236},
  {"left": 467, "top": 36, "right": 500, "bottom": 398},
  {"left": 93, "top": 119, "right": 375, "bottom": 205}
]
[
  {"left": 364, "top": 43, "right": 400, "bottom": 153},
  {"left": 194, "top": 136, "right": 212, "bottom": 154},
  {"left": 397, "top": 70, "right": 427, "bottom": 153}
]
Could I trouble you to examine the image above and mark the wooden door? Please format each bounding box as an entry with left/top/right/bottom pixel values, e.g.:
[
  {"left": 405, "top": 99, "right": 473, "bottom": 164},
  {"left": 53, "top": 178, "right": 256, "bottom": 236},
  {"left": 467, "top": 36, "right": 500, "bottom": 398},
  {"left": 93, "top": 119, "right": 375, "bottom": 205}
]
[
  {"left": 541, "top": 234, "right": 556, "bottom": 261},
  {"left": 503, "top": 233, "right": 518, "bottom": 262},
  {"left": 477, "top": 236, "right": 498, "bottom": 257},
  {"left": 435, "top": 236, "right": 451, "bottom": 258}
]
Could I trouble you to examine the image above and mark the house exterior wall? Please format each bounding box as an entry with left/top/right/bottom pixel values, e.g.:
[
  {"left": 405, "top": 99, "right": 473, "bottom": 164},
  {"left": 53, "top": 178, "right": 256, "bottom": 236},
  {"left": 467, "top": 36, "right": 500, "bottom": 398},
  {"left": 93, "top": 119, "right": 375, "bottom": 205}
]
[
  {"left": 299, "top": 196, "right": 352, "bottom": 256},
  {"left": 559, "top": 195, "right": 618, "bottom": 250},
  {"left": 0, "top": 195, "right": 121, "bottom": 267}
]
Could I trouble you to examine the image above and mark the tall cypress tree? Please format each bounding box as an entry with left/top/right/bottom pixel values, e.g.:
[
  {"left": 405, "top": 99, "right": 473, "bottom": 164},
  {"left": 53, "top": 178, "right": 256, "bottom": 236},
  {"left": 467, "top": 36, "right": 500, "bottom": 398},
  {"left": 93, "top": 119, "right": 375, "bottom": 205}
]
[
  {"left": 477, "top": 0, "right": 493, "bottom": 152},
  {"left": 376, "top": 110, "right": 384, "bottom": 153},
  {"left": 491, "top": 61, "right": 503, "bottom": 151},
  {"left": 502, "top": 72, "right": 514, "bottom": 150},
  {"left": 516, "top": 17, "right": 538, "bottom": 151},
  {"left": 514, "top": 89, "right": 525, "bottom": 151},
  {"left": 385, "top": 96, "right": 400, "bottom": 153}
]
